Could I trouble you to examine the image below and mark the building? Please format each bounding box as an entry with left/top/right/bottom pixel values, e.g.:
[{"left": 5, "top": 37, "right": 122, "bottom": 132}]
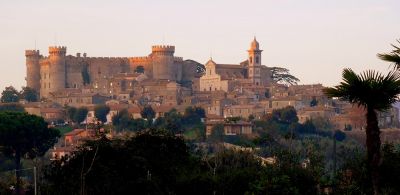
[
  {"left": 25, "top": 45, "right": 204, "bottom": 99},
  {"left": 199, "top": 38, "right": 272, "bottom": 93}
]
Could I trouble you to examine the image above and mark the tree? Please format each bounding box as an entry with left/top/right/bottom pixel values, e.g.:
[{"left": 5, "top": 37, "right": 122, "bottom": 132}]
[
  {"left": 134, "top": 66, "right": 145, "bottom": 73},
  {"left": 141, "top": 105, "right": 155, "bottom": 120},
  {"left": 0, "top": 103, "right": 24, "bottom": 112},
  {"left": 0, "top": 112, "right": 60, "bottom": 194},
  {"left": 112, "top": 109, "right": 132, "bottom": 131},
  {"left": 66, "top": 107, "right": 77, "bottom": 122},
  {"left": 270, "top": 67, "right": 300, "bottom": 86},
  {"left": 94, "top": 105, "right": 110, "bottom": 123},
  {"left": 183, "top": 106, "right": 205, "bottom": 125},
  {"left": 163, "top": 109, "right": 183, "bottom": 134},
  {"left": 20, "top": 86, "right": 38, "bottom": 102},
  {"left": 271, "top": 106, "right": 299, "bottom": 124},
  {"left": 1, "top": 86, "right": 20, "bottom": 103},
  {"left": 209, "top": 124, "right": 224, "bottom": 143},
  {"left": 377, "top": 40, "right": 400, "bottom": 69},
  {"left": 310, "top": 96, "right": 318, "bottom": 107},
  {"left": 81, "top": 65, "right": 90, "bottom": 85},
  {"left": 74, "top": 107, "right": 89, "bottom": 124},
  {"left": 324, "top": 68, "right": 400, "bottom": 194}
]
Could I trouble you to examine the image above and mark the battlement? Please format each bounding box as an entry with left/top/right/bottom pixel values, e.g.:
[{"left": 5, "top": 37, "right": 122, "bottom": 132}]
[
  {"left": 130, "top": 56, "right": 150, "bottom": 62},
  {"left": 174, "top": 57, "right": 183, "bottom": 61},
  {"left": 49, "top": 46, "right": 67, "bottom": 55},
  {"left": 87, "top": 57, "right": 128, "bottom": 61},
  {"left": 151, "top": 45, "right": 175, "bottom": 53},
  {"left": 25, "top": 50, "right": 40, "bottom": 57}
]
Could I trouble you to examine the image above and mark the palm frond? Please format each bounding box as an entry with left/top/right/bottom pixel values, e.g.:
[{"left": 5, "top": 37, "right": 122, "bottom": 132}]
[
  {"left": 324, "top": 68, "right": 400, "bottom": 111},
  {"left": 377, "top": 39, "right": 400, "bottom": 68}
]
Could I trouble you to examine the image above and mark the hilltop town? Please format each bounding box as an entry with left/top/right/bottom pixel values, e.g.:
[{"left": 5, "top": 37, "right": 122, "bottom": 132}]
[
  {"left": 0, "top": 37, "right": 399, "bottom": 194},
  {"left": 20, "top": 38, "right": 398, "bottom": 133}
]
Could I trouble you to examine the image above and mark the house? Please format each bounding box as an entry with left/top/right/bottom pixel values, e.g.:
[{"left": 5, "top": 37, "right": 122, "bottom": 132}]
[
  {"left": 40, "top": 107, "right": 65, "bottom": 123},
  {"left": 205, "top": 117, "right": 252, "bottom": 136},
  {"left": 64, "top": 129, "right": 94, "bottom": 146},
  {"left": 223, "top": 104, "right": 265, "bottom": 119}
]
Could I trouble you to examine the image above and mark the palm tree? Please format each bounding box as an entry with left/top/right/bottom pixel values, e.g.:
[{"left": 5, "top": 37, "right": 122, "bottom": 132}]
[
  {"left": 377, "top": 40, "right": 400, "bottom": 69},
  {"left": 324, "top": 69, "right": 400, "bottom": 195}
]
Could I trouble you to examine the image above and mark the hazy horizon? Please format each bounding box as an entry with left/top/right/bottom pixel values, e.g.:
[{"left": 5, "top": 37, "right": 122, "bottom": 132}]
[{"left": 1, "top": 0, "right": 399, "bottom": 91}]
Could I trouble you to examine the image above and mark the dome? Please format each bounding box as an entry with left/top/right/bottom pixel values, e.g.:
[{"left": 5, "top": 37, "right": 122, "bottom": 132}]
[{"left": 250, "top": 37, "right": 259, "bottom": 50}]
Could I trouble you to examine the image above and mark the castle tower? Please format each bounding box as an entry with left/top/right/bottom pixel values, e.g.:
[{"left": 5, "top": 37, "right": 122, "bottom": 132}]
[
  {"left": 151, "top": 45, "right": 180, "bottom": 81},
  {"left": 247, "top": 37, "right": 263, "bottom": 85},
  {"left": 41, "top": 46, "right": 66, "bottom": 98},
  {"left": 25, "top": 50, "right": 41, "bottom": 93}
]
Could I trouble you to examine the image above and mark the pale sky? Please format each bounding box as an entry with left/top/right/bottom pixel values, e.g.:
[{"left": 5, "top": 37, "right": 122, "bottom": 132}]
[{"left": 0, "top": 0, "right": 399, "bottom": 91}]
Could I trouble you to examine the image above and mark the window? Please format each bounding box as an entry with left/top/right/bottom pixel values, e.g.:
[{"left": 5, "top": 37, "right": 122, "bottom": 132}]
[
  {"left": 256, "top": 56, "right": 259, "bottom": 64},
  {"left": 249, "top": 57, "right": 253, "bottom": 63}
]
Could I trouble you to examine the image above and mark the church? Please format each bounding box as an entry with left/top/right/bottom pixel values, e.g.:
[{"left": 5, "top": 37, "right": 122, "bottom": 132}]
[{"left": 199, "top": 37, "right": 272, "bottom": 93}]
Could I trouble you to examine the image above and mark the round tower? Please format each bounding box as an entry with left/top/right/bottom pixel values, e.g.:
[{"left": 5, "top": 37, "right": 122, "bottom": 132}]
[
  {"left": 48, "top": 46, "right": 66, "bottom": 94},
  {"left": 151, "top": 45, "right": 180, "bottom": 80},
  {"left": 25, "top": 50, "right": 41, "bottom": 93}
]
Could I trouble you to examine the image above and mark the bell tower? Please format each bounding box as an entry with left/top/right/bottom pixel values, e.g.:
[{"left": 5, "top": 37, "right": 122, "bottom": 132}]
[{"left": 247, "top": 37, "right": 262, "bottom": 85}]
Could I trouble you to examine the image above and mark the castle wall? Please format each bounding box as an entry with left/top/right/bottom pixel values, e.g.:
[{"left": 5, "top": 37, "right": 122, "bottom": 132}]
[{"left": 129, "top": 57, "right": 153, "bottom": 78}]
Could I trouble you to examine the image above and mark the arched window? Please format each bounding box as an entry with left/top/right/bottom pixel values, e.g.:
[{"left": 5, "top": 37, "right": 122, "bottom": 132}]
[
  {"left": 256, "top": 56, "right": 260, "bottom": 64},
  {"left": 249, "top": 57, "right": 253, "bottom": 63}
]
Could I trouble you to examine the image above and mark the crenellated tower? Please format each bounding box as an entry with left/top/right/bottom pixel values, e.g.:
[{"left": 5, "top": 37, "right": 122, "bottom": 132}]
[
  {"left": 151, "top": 45, "right": 181, "bottom": 81},
  {"left": 40, "top": 46, "right": 66, "bottom": 98},
  {"left": 25, "top": 50, "right": 41, "bottom": 93},
  {"left": 247, "top": 37, "right": 262, "bottom": 85}
]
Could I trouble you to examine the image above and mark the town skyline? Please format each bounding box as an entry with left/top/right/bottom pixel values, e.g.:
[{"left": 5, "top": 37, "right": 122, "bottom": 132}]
[{"left": 1, "top": 0, "right": 399, "bottom": 91}]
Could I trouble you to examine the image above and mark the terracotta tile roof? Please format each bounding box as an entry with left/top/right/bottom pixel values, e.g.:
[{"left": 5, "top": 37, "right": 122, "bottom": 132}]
[
  {"left": 127, "top": 105, "right": 142, "bottom": 113},
  {"left": 64, "top": 129, "right": 86, "bottom": 136},
  {"left": 153, "top": 105, "right": 175, "bottom": 113},
  {"left": 40, "top": 107, "right": 64, "bottom": 113}
]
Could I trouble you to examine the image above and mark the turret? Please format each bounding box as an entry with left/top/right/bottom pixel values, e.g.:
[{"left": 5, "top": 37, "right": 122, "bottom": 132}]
[
  {"left": 151, "top": 45, "right": 175, "bottom": 56},
  {"left": 151, "top": 45, "right": 180, "bottom": 81},
  {"left": 25, "top": 50, "right": 41, "bottom": 94},
  {"left": 41, "top": 46, "right": 66, "bottom": 97}
]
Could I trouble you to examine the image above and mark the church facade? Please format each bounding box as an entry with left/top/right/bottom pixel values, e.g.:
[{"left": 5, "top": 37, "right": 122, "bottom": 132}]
[{"left": 199, "top": 38, "right": 272, "bottom": 93}]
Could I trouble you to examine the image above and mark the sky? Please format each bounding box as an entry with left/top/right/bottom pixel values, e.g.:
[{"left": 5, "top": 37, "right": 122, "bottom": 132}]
[{"left": 0, "top": 0, "right": 399, "bottom": 91}]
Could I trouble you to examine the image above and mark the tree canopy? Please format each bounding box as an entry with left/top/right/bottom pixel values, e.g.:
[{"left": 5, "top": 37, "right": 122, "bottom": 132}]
[
  {"left": 270, "top": 67, "right": 300, "bottom": 86},
  {"left": 94, "top": 105, "right": 110, "bottom": 123},
  {"left": 74, "top": 107, "right": 89, "bottom": 124},
  {"left": 377, "top": 39, "right": 400, "bottom": 69},
  {"left": 1, "top": 86, "right": 20, "bottom": 103},
  {"left": 141, "top": 105, "right": 155, "bottom": 120},
  {"left": 20, "top": 86, "right": 38, "bottom": 102},
  {"left": 0, "top": 112, "right": 60, "bottom": 193}
]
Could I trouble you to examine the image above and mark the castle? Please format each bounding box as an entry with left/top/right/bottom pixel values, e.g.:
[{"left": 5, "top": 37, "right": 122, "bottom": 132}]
[
  {"left": 25, "top": 38, "right": 272, "bottom": 105},
  {"left": 25, "top": 45, "right": 202, "bottom": 99}
]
